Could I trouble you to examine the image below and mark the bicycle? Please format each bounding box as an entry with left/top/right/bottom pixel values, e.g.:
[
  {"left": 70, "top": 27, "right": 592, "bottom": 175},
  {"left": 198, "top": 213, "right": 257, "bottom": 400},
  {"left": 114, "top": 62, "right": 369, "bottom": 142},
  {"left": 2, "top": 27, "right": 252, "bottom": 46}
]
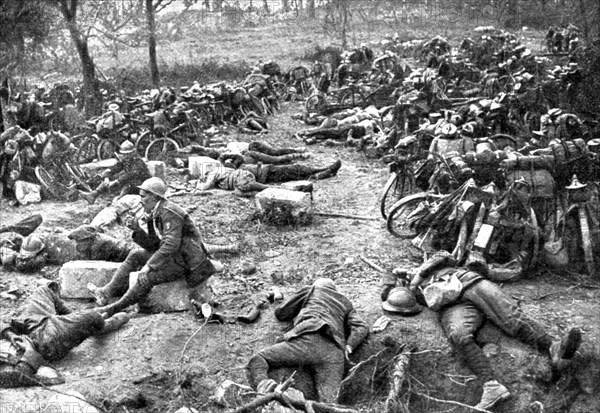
[{"left": 380, "top": 131, "right": 434, "bottom": 219}]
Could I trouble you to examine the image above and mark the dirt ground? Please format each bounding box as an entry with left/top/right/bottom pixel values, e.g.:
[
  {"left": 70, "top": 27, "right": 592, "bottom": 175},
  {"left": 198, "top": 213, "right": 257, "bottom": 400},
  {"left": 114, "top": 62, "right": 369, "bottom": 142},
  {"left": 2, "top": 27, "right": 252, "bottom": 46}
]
[{"left": 1, "top": 100, "right": 599, "bottom": 413}]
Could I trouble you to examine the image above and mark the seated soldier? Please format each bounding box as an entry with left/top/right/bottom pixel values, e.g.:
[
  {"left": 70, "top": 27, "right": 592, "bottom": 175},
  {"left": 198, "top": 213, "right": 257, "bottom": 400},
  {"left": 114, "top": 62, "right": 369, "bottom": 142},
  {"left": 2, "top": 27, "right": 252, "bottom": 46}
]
[
  {"left": 0, "top": 282, "right": 129, "bottom": 387},
  {"left": 246, "top": 278, "right": 369, "bottom": 403},
  {"left": 197, "top": 158, "right": 342, "bottom": 196},
  {"left": 381, "top": 251, "right": 584, "bottom": 411},
  {"left": 78, "top": 140, "right": 152, "bottom": 205}
]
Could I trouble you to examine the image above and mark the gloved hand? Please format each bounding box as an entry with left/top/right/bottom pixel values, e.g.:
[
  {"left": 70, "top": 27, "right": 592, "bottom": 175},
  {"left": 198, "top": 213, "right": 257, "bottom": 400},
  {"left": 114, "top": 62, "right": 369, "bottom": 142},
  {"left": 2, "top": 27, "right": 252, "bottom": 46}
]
[{"left": 381, "top": 284, "right": 394, "bottom": 301}]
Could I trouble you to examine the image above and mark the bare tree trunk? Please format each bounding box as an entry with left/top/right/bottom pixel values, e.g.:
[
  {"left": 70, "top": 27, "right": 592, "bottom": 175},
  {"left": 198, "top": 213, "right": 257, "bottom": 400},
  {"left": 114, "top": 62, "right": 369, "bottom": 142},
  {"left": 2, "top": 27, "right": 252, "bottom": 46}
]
[
  {"left": 0, "top": 78, "right": 12, "bottom": 131},
  {"left": 339, "top": 0, "right": 348, "bottom": 49},
  {"left": 58, "top": 0, "right": 101, "bottom": 116},
  {"left": 213, "top": 0, "right": 223, "bottom": 12},
  {"left": 281, "top": 0, "right": 289, "bottom": 12},
  {"left": 146, "top": 0, "right": 159, "bottom": 87},
  {"left": 307, "top": 0, "right": 315, "bottom": 17},
  {"left": 597, "top": 0, "right": 600, "bottom": 39}
]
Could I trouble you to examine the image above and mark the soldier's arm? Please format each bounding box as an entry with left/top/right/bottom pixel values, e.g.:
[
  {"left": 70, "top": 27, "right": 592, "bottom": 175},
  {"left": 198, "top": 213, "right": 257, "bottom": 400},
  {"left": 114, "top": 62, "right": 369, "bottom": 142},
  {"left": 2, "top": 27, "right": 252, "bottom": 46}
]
[
  {"left": 274, "top": 286, "right": 312, "bottom": 321},
  {"left": 345, "top": 309, "right": 369, "bottom": 351},
  {"left": 145, "top": 210, "right": 183, "bottom": 271}
]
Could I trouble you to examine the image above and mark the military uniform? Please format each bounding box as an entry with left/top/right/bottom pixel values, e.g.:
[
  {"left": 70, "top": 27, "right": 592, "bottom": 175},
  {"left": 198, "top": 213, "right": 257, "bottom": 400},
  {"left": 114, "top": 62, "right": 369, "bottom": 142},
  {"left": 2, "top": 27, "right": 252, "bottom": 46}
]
[
  {"left": 247, "top": 281, "right": 369, "bottom": 403},
  {"left": 0, "top": 285, "right": 104, "bottom": 363},
  {"left": 68, "top": 225, "right": 132, "bottom": 262},
  {"left": 94, "top": 198, "right": 216, "bottom": 316}
]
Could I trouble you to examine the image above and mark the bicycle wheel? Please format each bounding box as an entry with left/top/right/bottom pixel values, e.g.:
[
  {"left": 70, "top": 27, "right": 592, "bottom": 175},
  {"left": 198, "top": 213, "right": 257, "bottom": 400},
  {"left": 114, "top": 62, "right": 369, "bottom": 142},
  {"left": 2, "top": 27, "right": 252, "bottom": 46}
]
[
  {"left": 135, "top": 131, "right": 154, "bottom": 158},
  {"left": 305, "top": 94, "right": 327, "bottom": 114},
  {"left": 380, "top": 170, "right": 415, "bottom": 219},
  {"left": 145, "top": 137, "right": 180, "bottom": 162},
  {"left": 338, "top": 88, "right": 365, "bottom": 107},
  {"left": 386, "top": 192, "right": 431, "bottom": 238},
  {"left": 35, "top": 166, "right": 70, "bottom": 200},
  {"left": 76, "top": 136, "right": 98, "bottom": 164},
  {"left": 97, "top": 139, "right": 118, "bottom": 160},
  {"left": 272, "top": 82, "right": 290, "bottom": 101},
  {"left": 195, "top": 107, "right": 212, "bottom": 130}
]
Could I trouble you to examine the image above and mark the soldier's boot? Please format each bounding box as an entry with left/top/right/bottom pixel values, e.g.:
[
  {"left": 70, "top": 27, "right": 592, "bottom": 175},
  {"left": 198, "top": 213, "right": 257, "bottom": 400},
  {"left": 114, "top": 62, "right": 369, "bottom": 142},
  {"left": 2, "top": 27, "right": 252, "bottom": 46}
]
[
  {"left": 87, "top": 282, "right": 111, "bottom": 306},
  {"left": 95, "top": 281, "right": 151, "bottom": 318},
  {"left": 550, "top": 327, "right": 582, "bottom": 371},
  {"left": 96, "top": 312, "right": 131, "bottom": 335},
  {"left": 309, "top": 159, "right": 342, "bottom": 180},
  {"left": 474, "top": 380, "right": 510, "bottom": 411}
]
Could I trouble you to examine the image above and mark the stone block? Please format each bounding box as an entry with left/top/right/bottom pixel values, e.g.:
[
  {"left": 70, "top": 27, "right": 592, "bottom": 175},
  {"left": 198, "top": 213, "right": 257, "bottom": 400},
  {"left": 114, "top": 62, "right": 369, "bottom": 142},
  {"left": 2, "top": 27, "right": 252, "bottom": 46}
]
[
  {"left": 188, "top": 156, "right": 223, "bottom": 178},
  {"left": 146, "top": 161, "right": 166, "bottom": 181},
  {"left": 280, "top": 180, "right": 313, "bottom": 193},
  {"left": 45, "top": 234, "right": 81, "bottom": 265},
  {"left": 255, "top": 188, "right": 313, "bottom": 225},
  {"left": 129, "top": 271, "right": 212, "bottom": 313},
  {"left": 60, "top": 260, "right": 121, "bottom": 299}
]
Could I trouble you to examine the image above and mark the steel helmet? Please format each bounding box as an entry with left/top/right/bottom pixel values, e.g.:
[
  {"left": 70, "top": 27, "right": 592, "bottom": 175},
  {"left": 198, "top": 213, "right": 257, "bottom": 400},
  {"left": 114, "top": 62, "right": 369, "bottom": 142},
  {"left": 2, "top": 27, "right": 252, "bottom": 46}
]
[
  {"left": 119, "top": 140, "right": 135, "bottom": 154},
  {"left": 382, "top": 286, "right": 422, "bottom": 316},
  {"left": 138, "top": 177, "right": 167, "bottom": 198},
  {"left": 19, "top": 235, "right": 45, "bottom": 258}
]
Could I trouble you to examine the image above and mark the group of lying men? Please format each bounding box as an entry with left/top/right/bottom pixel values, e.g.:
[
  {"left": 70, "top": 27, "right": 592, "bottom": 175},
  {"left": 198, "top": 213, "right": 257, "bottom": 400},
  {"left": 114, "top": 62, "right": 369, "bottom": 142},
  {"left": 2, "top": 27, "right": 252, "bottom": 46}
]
[{"left": 0, "top": 140, "right": 594, "bottom": 411}]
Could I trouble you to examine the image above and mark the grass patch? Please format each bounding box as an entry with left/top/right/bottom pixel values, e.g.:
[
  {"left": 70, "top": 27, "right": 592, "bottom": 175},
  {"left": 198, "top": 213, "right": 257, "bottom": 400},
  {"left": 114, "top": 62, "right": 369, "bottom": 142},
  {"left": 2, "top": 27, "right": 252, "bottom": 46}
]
[{"left": 109, "top": 58, "right": 252, "bottom": 94}]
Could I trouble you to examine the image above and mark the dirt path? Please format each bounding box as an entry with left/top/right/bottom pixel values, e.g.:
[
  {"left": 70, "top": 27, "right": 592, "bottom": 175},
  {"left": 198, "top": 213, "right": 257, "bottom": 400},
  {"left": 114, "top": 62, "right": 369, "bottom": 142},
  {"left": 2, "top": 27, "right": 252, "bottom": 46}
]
[{"left": 1, "top": 101, "right": 599, "bottom": 413}]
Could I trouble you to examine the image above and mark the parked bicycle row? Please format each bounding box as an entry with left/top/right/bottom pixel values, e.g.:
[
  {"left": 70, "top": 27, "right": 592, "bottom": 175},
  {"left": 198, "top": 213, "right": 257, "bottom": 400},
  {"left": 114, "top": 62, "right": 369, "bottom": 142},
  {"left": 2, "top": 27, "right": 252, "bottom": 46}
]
[{"left": 290, "top": 28, "right": 600, "bottom": 279}]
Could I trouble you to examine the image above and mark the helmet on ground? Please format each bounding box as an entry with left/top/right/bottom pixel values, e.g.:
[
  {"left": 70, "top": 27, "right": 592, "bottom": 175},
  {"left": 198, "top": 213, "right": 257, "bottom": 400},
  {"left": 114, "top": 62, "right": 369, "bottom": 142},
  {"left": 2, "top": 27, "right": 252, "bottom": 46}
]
[
  {"left": 138, "top": 177, "right": 167, "bottom": 198},
  {"left": 19, "top": 235, "right": 45, "bottom": 258},
  {"left": 119, "top": 140, "right": 135, "bottom": 154},
  {"left": 382, "top": 286, "right": 422, "bottom": 316}
]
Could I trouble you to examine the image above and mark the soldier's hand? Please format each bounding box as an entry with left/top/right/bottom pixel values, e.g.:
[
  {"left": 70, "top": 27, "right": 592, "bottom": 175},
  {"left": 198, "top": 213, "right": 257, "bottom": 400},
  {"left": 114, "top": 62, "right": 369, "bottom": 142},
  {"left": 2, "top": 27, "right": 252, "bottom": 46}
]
[{"left": 125, "top": 216, "right": 140, "bottom": 231}]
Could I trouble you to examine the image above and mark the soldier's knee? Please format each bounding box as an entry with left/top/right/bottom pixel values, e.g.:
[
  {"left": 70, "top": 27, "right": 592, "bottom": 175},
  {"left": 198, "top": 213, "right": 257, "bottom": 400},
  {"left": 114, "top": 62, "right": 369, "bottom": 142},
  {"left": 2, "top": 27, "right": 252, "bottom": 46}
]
[{"left": 126, "top": 248, "right": 147, "bottom": 265}]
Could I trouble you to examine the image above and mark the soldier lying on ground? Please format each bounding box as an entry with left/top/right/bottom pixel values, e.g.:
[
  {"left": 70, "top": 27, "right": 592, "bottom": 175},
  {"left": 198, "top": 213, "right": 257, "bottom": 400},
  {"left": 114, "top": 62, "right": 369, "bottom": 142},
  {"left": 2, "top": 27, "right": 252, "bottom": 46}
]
[
  {"left": 186, "top": 140, "right": 307, "bottom": 166},
  {"left": 297, "top": 107, "right": 385, "bottom": 146},
  {"left": 246, "top": 278, "right": 369, "bottom": 403},
  {"left": 0, "top": 281, "right": 129, "bottom": 387},
  {"left": 78, "top": 140, "right": 152, "bottom": 205},
  {"left": 0, "top": 234, "right": 47, "bottom": 273},
  {"left": 380, "top": 251, "right": 583, "bottom": 411},
  {"left": 196, "top": 158, "right": 342, "bottom": 196},
  {"left": 68, "top": 225, "right": 132, "bottom": 263},
  {"left": 87, "top": 177, "right": 217, "bottom": 318}
]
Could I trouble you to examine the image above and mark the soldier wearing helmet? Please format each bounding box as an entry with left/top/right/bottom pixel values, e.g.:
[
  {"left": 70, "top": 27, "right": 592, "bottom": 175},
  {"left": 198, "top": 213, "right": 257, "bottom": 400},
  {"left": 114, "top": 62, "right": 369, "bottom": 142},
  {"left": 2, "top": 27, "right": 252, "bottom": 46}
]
[
  {"left": 381, "top": 251, "right": 583, "bottom": 411},
  {"left": 13, "top": 234, "right": 48, "bottom": 273},
  {"left": 87, "top": 177, "right": 217, "bottom": 318},
  {"left": 78, "top": 140, "right": 151, "bottom": 205}
]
